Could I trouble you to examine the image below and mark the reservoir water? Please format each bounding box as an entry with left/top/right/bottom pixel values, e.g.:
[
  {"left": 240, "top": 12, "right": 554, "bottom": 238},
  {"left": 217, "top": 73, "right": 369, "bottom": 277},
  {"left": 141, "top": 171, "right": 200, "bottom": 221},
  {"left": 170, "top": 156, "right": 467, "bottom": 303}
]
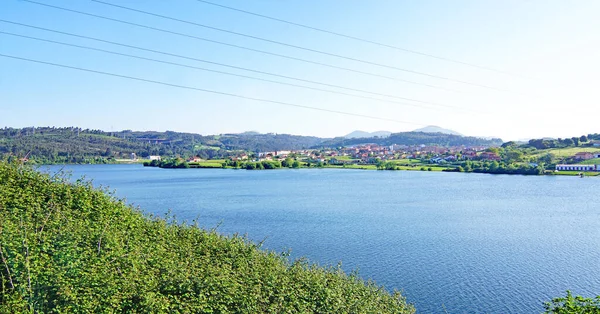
[{"left": 44, "top": 165, "right": 600, "bottom": 313}]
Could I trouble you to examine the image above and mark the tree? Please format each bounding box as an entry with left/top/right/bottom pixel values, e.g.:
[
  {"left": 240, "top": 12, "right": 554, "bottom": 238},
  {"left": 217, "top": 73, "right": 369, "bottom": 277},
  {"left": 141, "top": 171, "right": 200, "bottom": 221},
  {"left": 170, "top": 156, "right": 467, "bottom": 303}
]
[
  {"left": 489, "top": 161, "right": 500, "bottom": 172},
  {"left": 282, "top": 158, "right": 293, "bottom": 168},
  {"left": 501, "top": 141, "right": 517, "bottom": 148},
  {"left": 562, "top": 138, "right": 574, "bottom": 146},
  {"left": 291, "top": 161, "right": 300, "bottom": 168},
  {"left": 572, "top": 137, "right": 580, "bottom": 146},
  {"left": 102, "top": 147, "right": 113, "bottom": 157},
  {"left": 486, "top": 147, "right": 500, "bottom": 154},
  {"left": 537, "top": 153, "right": 555, "bottom": 165},
  {"left": 580, "top": 135, "right": 588, "bottom": 143},
  {"left": 504, "top": 150, "right": 524, "bottom": 163}
]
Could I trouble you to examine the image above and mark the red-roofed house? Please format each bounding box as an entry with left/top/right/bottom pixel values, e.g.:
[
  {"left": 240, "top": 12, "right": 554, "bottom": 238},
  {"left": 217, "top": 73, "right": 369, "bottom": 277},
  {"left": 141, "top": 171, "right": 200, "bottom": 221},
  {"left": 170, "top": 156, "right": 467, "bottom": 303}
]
[{"left": 574, "top": 152, "right": 594, "bottom": 160}]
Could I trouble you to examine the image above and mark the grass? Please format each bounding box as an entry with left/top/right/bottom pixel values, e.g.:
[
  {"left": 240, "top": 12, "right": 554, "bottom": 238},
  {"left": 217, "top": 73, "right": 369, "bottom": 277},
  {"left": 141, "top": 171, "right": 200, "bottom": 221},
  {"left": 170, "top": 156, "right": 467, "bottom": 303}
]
[
  {"left": 0, "top": 161, "right": 415, "bottom": 313},
  {"left": 189, "top": 162, "right": 224, "bottom": 168},
  {"left": 577, "top": 158, "right": 600, "bottom": 165},
  {"left": 534, "top": 147, "right": 600, "bottom": 158},
  {"left": 552, "top": 171, "right": 600, "bottom": 176},
  {"left": 392, "top": 159, "right": 422, "bottom": 165},
  {"left": 332, "top": 155, "right": 355, "bottom": 161}
]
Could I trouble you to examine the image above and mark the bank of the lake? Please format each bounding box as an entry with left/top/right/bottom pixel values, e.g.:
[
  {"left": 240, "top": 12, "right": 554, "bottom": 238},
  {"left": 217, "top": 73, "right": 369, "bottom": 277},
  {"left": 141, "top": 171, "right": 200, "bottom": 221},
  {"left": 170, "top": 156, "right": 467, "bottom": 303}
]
[
  {"left": 143, "top": 158, "right": 598, "bottom": 176},
  {"left": 45, "top": 164, "right": 600, "bottom": 313}
]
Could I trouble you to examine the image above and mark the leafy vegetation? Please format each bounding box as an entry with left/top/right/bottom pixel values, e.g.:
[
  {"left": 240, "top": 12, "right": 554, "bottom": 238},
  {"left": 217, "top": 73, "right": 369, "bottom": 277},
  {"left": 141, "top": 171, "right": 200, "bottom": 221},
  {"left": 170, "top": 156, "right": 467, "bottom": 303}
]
[
  {"left": 452, "top": 160, "right": 545, "bottom": 175},
  {"left": 0, "top": 161, "right": 414, "bottom": 313},
  {"left": 143, "top": 158, "right": 190, "bottom": 168},
  {"left": 544, "top": 291, "right": 600, "bottom": 313}
]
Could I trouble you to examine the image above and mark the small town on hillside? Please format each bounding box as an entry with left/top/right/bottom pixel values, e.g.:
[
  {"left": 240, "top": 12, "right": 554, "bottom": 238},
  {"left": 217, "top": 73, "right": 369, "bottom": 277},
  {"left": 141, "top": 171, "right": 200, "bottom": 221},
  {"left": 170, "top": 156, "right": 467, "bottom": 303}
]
[{"left": 180, "top": 142, "right": 600, "bottom": 172}]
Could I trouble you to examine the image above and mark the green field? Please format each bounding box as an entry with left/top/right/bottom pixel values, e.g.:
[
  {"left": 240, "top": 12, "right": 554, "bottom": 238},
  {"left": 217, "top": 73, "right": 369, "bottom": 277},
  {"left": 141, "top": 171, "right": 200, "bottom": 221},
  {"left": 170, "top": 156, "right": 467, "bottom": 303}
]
[
  {"left": 577, "top": 158, "right": 600, "bottom": 165},
  {"left": 552, "top": 171, "right": 600, "bottom": 176},
  {"left": 333, "top": 155, "right": 356, "bottom": 161},
  {"left": 392, "top": 159, "right": 422, "bottom": 164},
  {"left": 534, "top": 147, "right": 600, "bottom": 158},
  {"left": 325, "top": 164, "right": 377, "bottom": 170}
]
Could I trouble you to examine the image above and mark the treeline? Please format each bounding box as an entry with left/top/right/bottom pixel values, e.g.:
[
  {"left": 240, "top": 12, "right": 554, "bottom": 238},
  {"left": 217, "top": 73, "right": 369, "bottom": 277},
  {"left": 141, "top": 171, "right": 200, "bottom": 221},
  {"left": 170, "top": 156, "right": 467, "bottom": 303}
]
[
  {"left": 319, "top": 132, "right": 503, "bottom": 148},
  {"left": 144, "top": 158, "right": 308, "bottom": 170},
  {"left": 449, "top": 160, "right": 545, "bottom": 175},
  {"left": 0, "top": 127, "right": 325, "bottom": 163},
  {"left": 520, "top": 134, "right": 598, "bottom": 150},
  {"left": 0, "top": 127, "right": 197, "bottom": 163}
]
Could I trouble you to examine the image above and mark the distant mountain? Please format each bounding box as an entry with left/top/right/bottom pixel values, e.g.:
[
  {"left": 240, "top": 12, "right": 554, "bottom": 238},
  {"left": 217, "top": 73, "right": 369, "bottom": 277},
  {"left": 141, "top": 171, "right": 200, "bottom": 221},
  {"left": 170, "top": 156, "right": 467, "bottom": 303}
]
[
  {"left": 412, "top": 125, "right": 462, "bottom": 136},
  {"left": 344, "top": 130, "right": 392, "bottom": 139}
]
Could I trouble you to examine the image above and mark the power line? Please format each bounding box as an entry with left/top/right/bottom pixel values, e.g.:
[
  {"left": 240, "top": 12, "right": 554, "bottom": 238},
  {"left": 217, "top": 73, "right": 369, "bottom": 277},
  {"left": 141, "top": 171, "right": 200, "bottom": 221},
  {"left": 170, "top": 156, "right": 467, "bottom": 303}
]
[
  {"left": 21, "top": 0, "right": 461, "bottom": 93},
  {"left": 194, "top": 0, "right": 528, "bottom": 78},
  {"left": 0, "top": 20, "right": 471, "bottom": 112},
  {"left": 91, "top": 0, "right": 508, "bottom": 91},
  {"left": 0, "top": 53, "right": 426, "bottom": 126},
  {"left": 0, "top": 31, "right": 463, "bottom": 112}
]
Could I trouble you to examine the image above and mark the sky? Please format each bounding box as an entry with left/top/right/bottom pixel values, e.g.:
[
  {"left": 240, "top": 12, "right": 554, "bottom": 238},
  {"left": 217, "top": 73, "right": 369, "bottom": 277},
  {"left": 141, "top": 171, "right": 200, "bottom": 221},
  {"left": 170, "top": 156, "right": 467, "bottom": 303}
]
[{"left": 1, "top": 0, "right": 599, "bottom": 141}]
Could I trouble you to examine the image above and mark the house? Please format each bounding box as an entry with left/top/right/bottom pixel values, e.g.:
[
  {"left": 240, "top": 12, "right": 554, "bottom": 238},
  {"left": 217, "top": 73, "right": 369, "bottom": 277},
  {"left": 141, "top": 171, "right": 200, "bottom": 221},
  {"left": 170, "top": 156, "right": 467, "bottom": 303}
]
[
  {"left": 444, "top": 155, "right": 457, "bottom": 161},
  {"left": 430, "top": 157, "right": 445, "bottom": 164},
  {"left": 574, "top": 152, "right": 594, "bottom": 160},
  {"left": 275, "top": 151, "right": 291, "bottom": 157},
  {"left": 555, "top": 164, "right": 597, "bottom": 171},
  {"left": 479, "top": 152, "right": 501, "bottom": 161},
  {"left": 591, "top": 140, "right": 600, "bottom": 147},
  {"left": 462, "top": 151, "right": 477, "bottom": 159},
  {"left": 149, "top": 155, "right": 161, "bottom": 161}
]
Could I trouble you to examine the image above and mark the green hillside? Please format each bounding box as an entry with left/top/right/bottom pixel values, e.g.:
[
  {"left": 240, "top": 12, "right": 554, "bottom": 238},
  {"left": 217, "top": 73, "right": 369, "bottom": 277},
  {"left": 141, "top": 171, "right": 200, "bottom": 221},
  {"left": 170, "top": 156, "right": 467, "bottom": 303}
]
[
  {"left": 0, "top": 161, "right": 414, "bottom": 313},
  {"left": 320, "top": 131, "right": 503, "bottom": 148},
  {"left": 0, "top": 127, "right": 325, "bottom": 163}
]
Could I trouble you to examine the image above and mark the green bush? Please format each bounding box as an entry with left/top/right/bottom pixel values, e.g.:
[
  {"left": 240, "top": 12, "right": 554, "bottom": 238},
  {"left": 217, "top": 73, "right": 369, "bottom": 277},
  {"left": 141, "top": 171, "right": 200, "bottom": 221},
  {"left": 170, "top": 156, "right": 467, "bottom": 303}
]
[
  {"left": 544, "top": 291, "right": 600, "bottom": 313},
  {"left": 0, "top": 161, "right": 414, "bottom": 313}
]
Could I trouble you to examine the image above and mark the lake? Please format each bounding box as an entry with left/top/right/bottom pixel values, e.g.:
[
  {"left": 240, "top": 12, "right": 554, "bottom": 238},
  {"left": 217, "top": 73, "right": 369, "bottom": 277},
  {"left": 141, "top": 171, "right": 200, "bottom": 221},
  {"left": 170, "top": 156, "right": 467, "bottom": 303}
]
[{"left": 43, "top": 164, "right": 600, "bottom": 313}]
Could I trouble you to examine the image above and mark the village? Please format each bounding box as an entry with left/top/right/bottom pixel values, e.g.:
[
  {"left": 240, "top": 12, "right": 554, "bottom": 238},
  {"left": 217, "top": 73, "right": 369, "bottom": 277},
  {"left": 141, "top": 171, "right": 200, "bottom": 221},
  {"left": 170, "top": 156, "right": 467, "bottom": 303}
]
[
  {"left": 223, "top": 144, "right": 492, "bottom": 165},
  {"left": 215, "top": 143, "right": 600, "bottom": 173}
]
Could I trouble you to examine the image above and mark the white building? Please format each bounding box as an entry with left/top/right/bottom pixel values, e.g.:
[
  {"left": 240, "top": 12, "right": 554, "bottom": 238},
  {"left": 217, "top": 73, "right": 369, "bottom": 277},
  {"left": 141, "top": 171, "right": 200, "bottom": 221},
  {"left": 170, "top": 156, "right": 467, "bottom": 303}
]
[
  {"left": 555, "top": 164, "right": 597, "bottom": 171},
  {"left": 149, "top": 155, "right": 161, "bottom": 161}
]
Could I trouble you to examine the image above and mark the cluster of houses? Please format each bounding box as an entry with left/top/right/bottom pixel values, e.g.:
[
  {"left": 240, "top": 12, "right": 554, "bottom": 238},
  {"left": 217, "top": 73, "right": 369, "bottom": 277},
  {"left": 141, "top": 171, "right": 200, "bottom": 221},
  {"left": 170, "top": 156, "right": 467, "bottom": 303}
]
[
  {"left": 178, "top": 143, "right": 600, "bottom": 172},
  {"left": 229, "top": 144, "right": 497, "bottom": 165}
]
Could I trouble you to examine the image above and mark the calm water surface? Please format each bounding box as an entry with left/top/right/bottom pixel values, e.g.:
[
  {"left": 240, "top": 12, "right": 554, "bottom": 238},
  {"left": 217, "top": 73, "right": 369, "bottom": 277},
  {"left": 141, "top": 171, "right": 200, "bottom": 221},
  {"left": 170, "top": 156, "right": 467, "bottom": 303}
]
[{"left": 44, "top": 165, "right": 600, "bottom": 313}]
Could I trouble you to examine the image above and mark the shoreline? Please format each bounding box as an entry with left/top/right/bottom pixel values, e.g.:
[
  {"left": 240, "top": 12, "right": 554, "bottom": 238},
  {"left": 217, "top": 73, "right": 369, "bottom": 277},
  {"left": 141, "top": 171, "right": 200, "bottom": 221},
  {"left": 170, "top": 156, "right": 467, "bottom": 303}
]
[{"left": 43, "top": 162, "right": 598, "bottom": 177}]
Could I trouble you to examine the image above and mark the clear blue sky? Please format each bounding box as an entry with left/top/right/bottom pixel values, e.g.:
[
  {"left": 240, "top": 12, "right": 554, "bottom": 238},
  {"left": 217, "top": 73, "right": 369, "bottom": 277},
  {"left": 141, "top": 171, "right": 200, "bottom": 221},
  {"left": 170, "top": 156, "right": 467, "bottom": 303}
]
[{"left": 1, "top": 0, "right": 599, "bottom": 140}]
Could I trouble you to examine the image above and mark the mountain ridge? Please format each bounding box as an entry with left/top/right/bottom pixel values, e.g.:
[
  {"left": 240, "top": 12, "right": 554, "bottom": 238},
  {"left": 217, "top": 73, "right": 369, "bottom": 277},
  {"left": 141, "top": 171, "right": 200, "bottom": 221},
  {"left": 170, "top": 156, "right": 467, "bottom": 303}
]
[{"left": 412, "top": 125, "right": 462, "bottom": 136}]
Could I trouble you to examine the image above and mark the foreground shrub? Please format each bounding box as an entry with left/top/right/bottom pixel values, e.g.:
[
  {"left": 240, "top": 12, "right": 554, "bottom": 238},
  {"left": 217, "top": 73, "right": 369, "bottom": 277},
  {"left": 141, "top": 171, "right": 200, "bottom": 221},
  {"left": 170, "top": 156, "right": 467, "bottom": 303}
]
[
  {"left": 0, "top": 161, "right": 414, "bottom": 313},
  {"left": 544, "top": 291, "right": 600, "bottom": 313}
]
